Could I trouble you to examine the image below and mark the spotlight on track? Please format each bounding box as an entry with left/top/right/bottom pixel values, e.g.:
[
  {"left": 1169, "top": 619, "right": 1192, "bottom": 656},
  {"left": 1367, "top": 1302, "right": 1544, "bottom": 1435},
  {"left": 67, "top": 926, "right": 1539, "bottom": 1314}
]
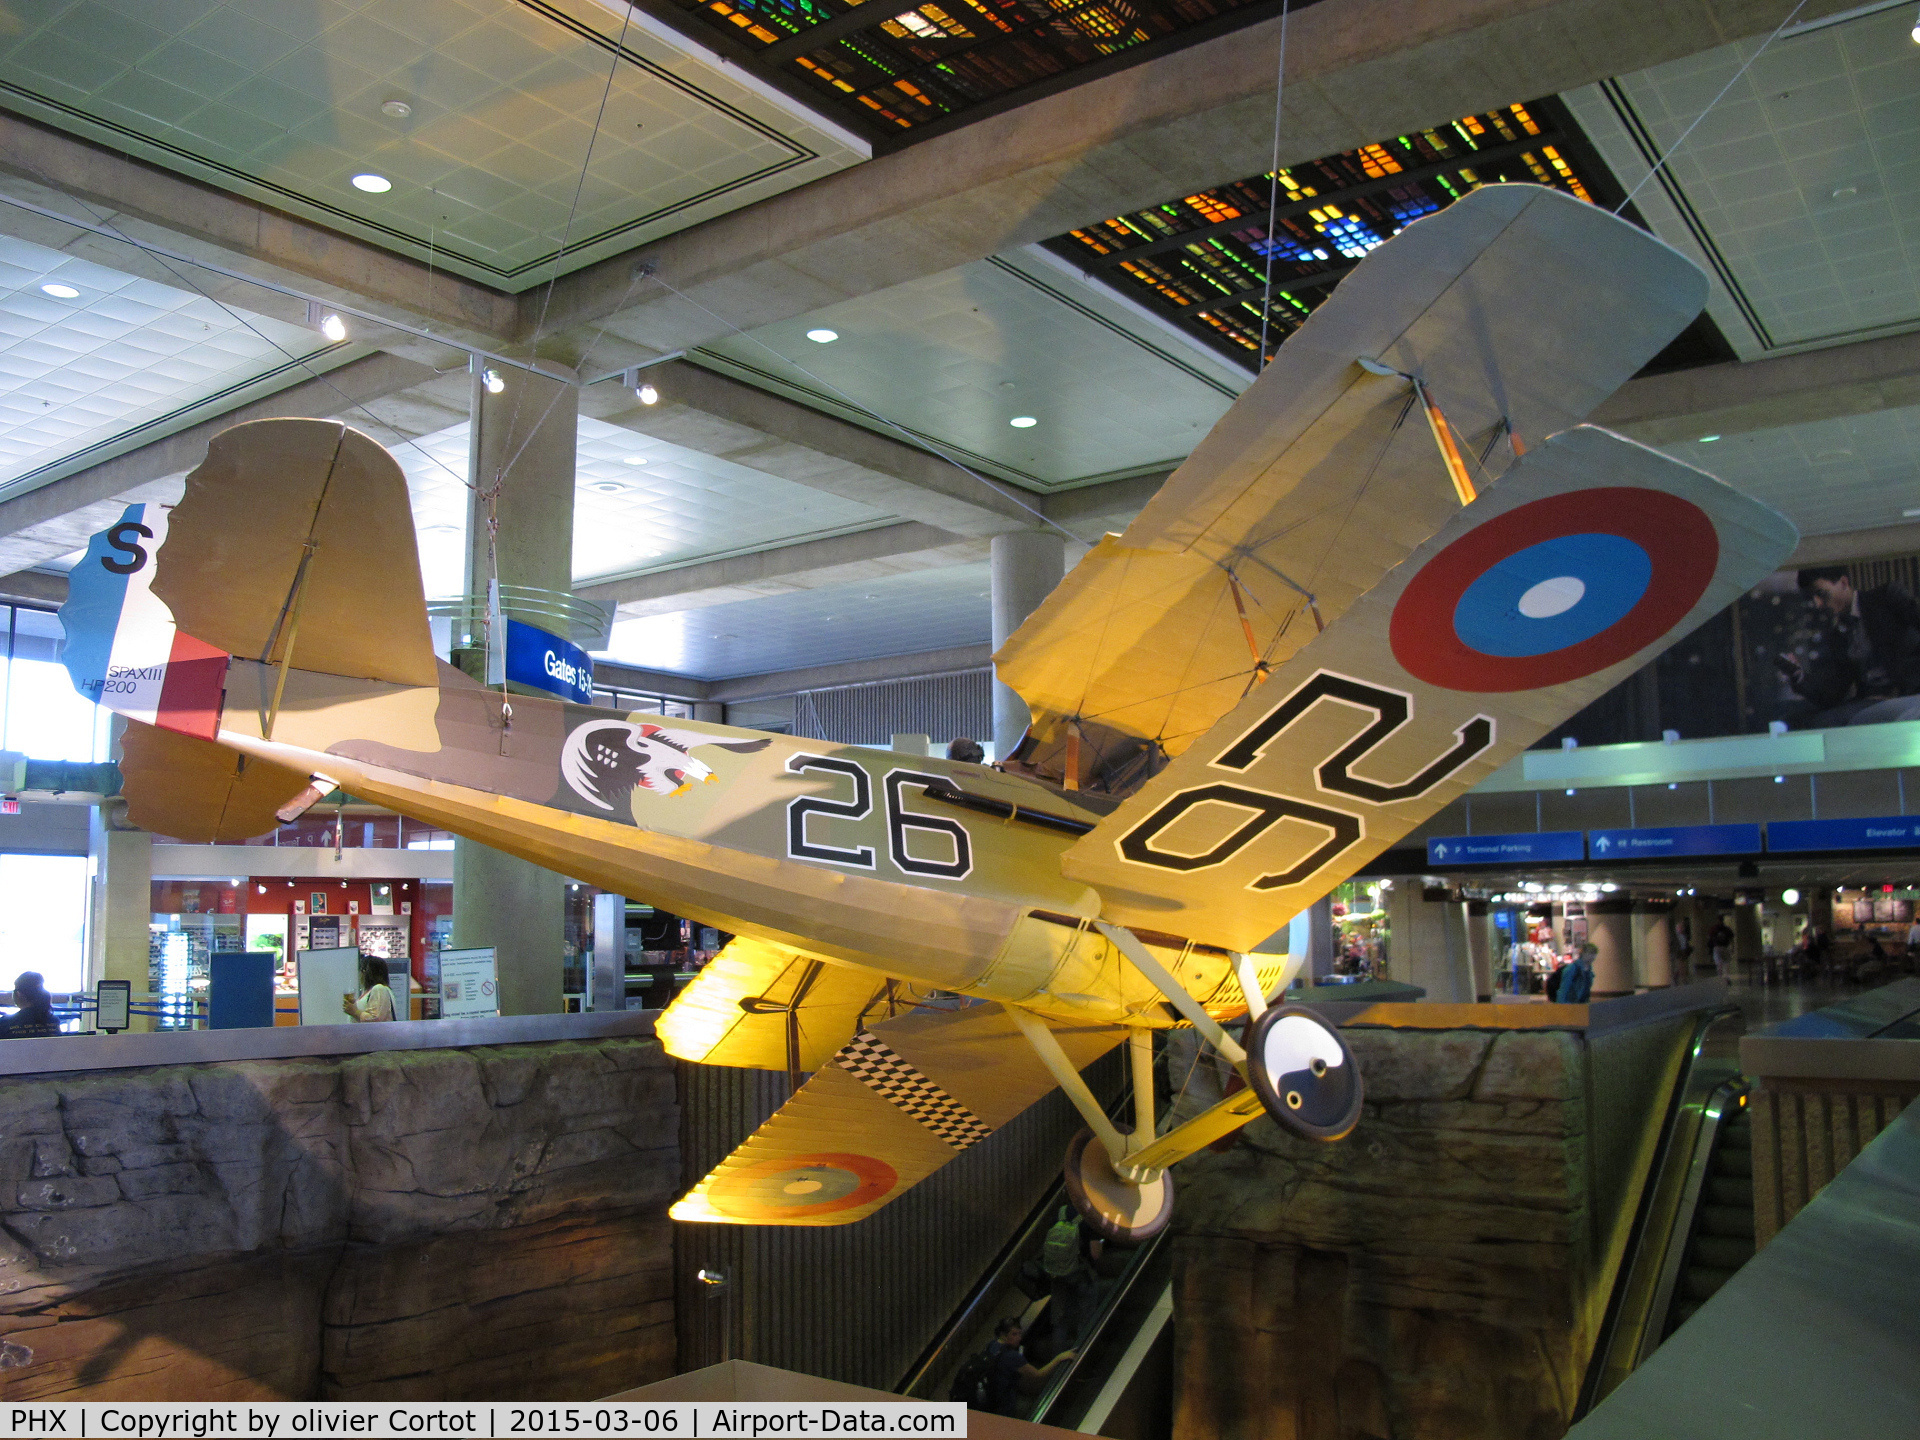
[
  {"left": 321, "top": 313, "right": 347, "bottom": 342},
  {"left": 483, "top": 368, "right": 505, "bottom": 394},
  {"left": 638, "top": 382, "right": 659, "bottom": 405}
]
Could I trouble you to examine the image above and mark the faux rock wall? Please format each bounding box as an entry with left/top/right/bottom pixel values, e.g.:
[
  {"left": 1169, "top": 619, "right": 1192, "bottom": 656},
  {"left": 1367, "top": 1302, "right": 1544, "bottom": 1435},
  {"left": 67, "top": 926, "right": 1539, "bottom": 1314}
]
[
  {"left": 1170, "top": 1027, "right": 1594, "bottom": 1440},
  {"left": 0, "top": 1038, "right": 679, "bottom": 1401}
]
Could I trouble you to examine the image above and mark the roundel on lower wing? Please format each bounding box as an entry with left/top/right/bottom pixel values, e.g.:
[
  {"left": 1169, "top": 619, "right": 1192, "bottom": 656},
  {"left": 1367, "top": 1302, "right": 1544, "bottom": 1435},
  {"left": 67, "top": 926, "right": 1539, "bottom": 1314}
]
[
  {"left": 705, "top": 1152, "right": 897, "bottom": 1221},
  {"left": 1390, "top": 487, "right": 1719, "bottom": 692}
]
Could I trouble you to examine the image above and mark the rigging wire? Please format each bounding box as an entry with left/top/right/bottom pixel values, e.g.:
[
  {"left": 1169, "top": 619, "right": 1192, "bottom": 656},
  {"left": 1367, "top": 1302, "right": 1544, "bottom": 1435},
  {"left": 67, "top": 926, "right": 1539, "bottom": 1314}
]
[
  {"left": 1616, "top": 0, "right": 1809, "bottom": 214},
  {"left": 1254, "top": 0, "right": 1292, "bottom": 370}
]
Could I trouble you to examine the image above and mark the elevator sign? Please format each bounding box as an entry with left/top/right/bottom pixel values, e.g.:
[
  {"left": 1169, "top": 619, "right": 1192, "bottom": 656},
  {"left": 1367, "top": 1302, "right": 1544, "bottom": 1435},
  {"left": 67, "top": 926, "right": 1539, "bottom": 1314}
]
[
  {"left": 1766, "top": 816, "right": 1920, "bottom": 853},
  {"left": 503, "top": 618, "right": 595, "bottom": 705},
  {"left": 1427, "top": 831, "right": 1585, "bottom": 866}
]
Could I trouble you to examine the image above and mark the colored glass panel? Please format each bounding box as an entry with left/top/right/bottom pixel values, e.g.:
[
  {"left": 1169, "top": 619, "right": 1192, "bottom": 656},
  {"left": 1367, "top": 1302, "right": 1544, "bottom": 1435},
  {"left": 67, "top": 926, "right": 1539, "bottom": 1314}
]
[{"left": 1040, "top": 97, "right": 1626, "bottom": 371}]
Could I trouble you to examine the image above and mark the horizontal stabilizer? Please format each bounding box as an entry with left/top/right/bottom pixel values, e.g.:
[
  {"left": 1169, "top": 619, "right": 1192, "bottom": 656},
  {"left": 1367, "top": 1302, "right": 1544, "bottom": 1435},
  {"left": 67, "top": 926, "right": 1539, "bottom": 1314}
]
[
  {"left": 657, "top": 939, "right": 891, "bottom": 1071},
  {"left": 671, "top": 1003, "right": 1124, "bottom": 1226},
  {"left": 119, "top": 720, "right": 314, "bottom": 843}
]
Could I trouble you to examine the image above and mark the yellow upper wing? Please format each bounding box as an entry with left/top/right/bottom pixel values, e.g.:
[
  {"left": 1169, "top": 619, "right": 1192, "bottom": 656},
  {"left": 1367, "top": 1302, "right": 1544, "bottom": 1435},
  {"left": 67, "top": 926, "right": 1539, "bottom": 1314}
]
[
  {"left": 656, "top": 937, "right": 891, "bottom": 1071},
  {"left": 1059, "top": 427, "right": 1798, "bottom": 951},
  {"left": 995, "top": 185, "right": 1710, "bottom": 792},
  {"left": 671, "top": 1002, "right": 1125, "bottom": 1226}
]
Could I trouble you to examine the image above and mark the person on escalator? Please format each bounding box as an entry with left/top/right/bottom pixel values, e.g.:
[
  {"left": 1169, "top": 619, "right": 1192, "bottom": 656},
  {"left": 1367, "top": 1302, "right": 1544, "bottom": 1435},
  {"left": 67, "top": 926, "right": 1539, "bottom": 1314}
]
[{"left": 983, "top": 1317, "right": 1074, "bottom": 1415}]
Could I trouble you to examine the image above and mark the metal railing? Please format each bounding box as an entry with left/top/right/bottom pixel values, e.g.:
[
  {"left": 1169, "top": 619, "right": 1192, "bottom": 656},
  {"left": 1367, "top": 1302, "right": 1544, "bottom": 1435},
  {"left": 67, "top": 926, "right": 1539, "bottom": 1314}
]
[{"left": 427, "top": 586, "right": 612, "bottom": 650}]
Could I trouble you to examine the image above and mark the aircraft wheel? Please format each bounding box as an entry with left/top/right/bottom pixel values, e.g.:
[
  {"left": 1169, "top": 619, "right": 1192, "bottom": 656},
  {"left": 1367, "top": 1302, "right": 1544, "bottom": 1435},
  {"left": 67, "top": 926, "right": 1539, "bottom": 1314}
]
[
  {"left": 1062, "top": 1128, "right": 1173, "bottom": 1244},
  {"left": 1243, "top": 1005, "right": 1363, "bottom": 1142}
]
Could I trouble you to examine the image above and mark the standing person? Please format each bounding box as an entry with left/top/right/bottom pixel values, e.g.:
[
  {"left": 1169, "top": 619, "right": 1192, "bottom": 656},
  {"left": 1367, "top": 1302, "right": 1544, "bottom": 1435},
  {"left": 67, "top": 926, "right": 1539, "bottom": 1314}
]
[
  {"left": 1905, "top": 915, "right": 1920, "bottom": 972},
  {"left": 1672, "top": 916, "right": 1693, "bottom": 973},
  {"left": 341, "top": 956, "right": 397, "bottom": 1022},
  {"left": 1560, "top": 943, "right": 1597, "bottom": 1004},
  {"left": 0, "top": 972, "right": 61, "bottom": 1038},
  {"left": 1707, "top": 918, "right": 1735, "bottom": 979}
]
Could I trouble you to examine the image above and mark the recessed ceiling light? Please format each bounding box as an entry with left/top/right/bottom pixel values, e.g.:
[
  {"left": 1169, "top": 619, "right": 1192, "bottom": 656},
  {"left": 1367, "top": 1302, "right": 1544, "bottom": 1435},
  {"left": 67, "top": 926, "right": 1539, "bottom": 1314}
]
[
  {"left": 1903, "top": 507, "right": 1920, "bottom": 518},
  {"left": 351, "top": 173, "right": 392, "bottom": 193},
  {"left": 39, "top": 282, "right": 78, "bottom": 299},
  {"left": 1698, "top": 434, "right": 1720, "bottom": 442},
  {"left": 622, "top": 454, "right": 647, "bottom": 466},
  {"left": 806, "top": 328, "right": 838, "bottom": 343},
  {"left": 381, "top": 99, "right": 413, "bottom": 118},
  {"left": 589, "top": 481, "right": 626, "bottom": 494},
  {"left": 1009, "top": 416, "right": 1037, "bottom": 428}
]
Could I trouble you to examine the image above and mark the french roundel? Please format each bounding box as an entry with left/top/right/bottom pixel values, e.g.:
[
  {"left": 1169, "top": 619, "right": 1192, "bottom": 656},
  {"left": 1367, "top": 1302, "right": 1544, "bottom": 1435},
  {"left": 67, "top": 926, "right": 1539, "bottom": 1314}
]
[
  {"left": 1390, "top": 487, "right": 1718, "bottom": 692},
  {"left": 705, "top": 1152, "right": 897, "bottom": 1221}
]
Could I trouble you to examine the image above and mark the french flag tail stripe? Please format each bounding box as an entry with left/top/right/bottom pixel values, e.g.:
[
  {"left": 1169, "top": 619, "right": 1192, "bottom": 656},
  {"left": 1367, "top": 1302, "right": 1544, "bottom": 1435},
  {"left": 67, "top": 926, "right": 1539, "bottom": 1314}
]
[
  {"left": 60, "top": 501, "right": 231, "bottom": 740},
  {"left": 155, "top": 631, "right": 229, "bottom": 742}
]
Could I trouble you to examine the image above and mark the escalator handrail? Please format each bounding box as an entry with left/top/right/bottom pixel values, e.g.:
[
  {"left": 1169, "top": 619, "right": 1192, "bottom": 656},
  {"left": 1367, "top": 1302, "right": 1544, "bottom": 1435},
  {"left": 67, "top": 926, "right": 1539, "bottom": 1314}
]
[
  {"left": 896, "top": 1072, "right": 1137, "bottom": 1398},
  {"left": 1573, "top": 1004, "right": 1743, "bottom": 1417},
  {"left": 1639, "top": 1076, "right": 1749, "bottom": 1356},
  {"left": 1026, "top": 1226, "right": 1171, "bottom": 1426}
]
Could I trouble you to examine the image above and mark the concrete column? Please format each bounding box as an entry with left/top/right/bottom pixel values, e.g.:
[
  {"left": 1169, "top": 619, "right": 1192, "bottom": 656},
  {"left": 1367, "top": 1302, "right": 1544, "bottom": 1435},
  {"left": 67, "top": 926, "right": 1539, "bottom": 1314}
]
[
  {"left": 453, "top": 362, "right": 579, "bottom": 1017},
  {"left": 693, "top": 702, "right": 724, "bottom": 724},
  {"left": 1587, "top": 899, "right": 1635, "bottom": 998},
  {"left": 1734, "top": 903, "right": 1763, "bottom": 972},
  {"left": 88, "top": 803, "right": 153, "bottom": 1032},
  {"left": 1385, "top": 886, "right": 1473, "bottom": 1002},
  {"left": 1308, "top": 896, "right": 1335, "bottom": 982},
  {"left": 1466, "top": 900, "right": 1495, "bottom": 1001},
  {"left": 990, "top": 531, "right": 1065, "bottom": 759},
  {"left": 1634, "top": 902, "right": 1673, "bottom": 989}
]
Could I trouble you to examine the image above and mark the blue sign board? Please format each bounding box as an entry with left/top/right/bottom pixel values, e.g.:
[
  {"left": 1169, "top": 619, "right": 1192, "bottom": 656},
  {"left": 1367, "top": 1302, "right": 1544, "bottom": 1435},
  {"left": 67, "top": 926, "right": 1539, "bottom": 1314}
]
[
  {"left": 1587, "top": 824, "right": 1761, "bottom": 859},
  {"left": 504, "top": 618, "right": 593, "bottom": 705},
  {"left": 1767, "top": 816, "right": 1920, "bottom": 853},
  {"left": 1427, "top": 831, "right": 1585, "bottom": 866}
]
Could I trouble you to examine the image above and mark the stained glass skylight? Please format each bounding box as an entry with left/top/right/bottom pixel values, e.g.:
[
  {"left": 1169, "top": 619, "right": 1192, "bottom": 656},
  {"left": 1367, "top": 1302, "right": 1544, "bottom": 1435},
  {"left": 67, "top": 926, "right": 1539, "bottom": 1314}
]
[
  {"left": 665, "top": 0, "right": 1323, "bottom": 141},
  {"left": 1043, "top": 98, "right": 1625, "bottom": 371}
]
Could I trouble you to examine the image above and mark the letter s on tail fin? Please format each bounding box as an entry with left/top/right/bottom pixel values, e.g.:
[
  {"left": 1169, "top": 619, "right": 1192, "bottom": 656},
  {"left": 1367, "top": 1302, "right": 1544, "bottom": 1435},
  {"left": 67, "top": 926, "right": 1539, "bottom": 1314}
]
[{"left": 61, "top": 501, "right": 230, "bottom": 741}]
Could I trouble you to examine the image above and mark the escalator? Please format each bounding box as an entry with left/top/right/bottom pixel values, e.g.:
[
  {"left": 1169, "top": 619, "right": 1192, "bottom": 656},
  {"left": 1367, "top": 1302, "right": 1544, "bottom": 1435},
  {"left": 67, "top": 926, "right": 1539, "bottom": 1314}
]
[
  {"left": 1576, "top": 1008, "right": 1758, "bottom": 1418},
  {"left": 1661, "top": 1102, "right": 1756, "bottom": 1336}
]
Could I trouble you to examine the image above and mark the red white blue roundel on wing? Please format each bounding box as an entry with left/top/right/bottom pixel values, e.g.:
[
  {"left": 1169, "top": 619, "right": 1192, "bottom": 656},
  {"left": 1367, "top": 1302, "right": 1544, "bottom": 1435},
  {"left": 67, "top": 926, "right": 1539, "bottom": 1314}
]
[{"left": 1390, "top": 487, "right": 1718, "bottom": 692}]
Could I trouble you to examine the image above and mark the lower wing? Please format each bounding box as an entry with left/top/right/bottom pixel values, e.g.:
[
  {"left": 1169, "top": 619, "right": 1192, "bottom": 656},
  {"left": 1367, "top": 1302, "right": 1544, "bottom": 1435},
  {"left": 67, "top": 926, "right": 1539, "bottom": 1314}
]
[
  {"left": 656, "top": 937, "right": 893, "bottom": 1071},
  {"left": 671, "top": 1002, "right": 1125, "bottom": 1226}
]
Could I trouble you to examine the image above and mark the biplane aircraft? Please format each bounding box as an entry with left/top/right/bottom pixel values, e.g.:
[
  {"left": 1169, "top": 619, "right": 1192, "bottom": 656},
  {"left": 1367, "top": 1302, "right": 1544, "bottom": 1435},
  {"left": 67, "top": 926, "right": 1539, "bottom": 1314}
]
[{"left": 59, "top": 184, "right": 1796, "bottom": 1239}]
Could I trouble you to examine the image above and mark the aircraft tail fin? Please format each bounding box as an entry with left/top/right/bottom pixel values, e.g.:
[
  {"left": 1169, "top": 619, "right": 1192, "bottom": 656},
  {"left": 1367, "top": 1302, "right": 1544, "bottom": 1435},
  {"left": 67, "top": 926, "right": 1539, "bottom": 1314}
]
[
  {"left": 59, "top": 418, "right": 438, "bottom": 738},
  {"left": 152, "top": 418, "right": 439, "bottom": 688}
]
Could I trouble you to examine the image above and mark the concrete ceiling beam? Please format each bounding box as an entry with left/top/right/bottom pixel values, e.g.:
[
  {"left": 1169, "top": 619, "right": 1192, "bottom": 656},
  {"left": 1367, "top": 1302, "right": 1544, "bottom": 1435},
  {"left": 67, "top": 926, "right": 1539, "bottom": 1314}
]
[
  {"left": 1594, "top": 328, "right": 1920, "bottom": 446},
  {"left": 579, "top": 521, "right": 990, "bottom": 618},
  {"left": 0, "top": 112, "right": 511, "bottom": 364},
  {"left": 585, "top": 360, "right": 1041, "bottom": 535},
  {"left": 535, "top": 0, "right": 1860, "bottom": 361},
  {"left": 704, "top": 644, "right": 992, "bottom": 704},
  {"left": 0, "top": 351, "right": 438, "bottom": 574}
]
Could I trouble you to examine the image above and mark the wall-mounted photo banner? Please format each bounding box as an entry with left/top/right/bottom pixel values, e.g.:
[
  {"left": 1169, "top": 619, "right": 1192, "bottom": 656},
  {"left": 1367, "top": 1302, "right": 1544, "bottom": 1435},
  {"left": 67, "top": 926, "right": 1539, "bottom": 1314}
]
[{"left": 1548, "top": 551, "right": 1920, "bottom": 747}]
